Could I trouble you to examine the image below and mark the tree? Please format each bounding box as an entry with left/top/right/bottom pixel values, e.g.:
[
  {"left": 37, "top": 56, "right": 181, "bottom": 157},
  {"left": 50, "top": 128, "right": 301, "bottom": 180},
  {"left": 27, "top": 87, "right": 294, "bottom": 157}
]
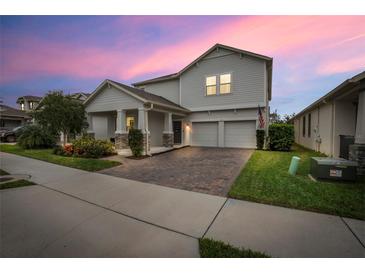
[
  {"left": 269, "top": 109, "right": 295, "bottom": 124},
  {"left": 33, "top": 91, "right": 87, "bottom": 145}
]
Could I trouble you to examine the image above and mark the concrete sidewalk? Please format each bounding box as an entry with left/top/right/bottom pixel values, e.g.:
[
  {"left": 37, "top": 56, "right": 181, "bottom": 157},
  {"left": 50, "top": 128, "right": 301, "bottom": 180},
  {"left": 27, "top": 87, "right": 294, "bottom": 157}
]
[
  {"left": 205, "top": 199, "right": 365, "bottom": 258},
  {"left": 1, "top": 152, "right": 364, "bottom": 257}
]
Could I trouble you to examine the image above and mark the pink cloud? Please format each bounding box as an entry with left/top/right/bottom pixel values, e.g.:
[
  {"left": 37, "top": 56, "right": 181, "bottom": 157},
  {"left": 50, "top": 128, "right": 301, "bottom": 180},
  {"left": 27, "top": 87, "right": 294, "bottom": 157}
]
[
  {"left": 317, "top": 54, "right": 365, "bottom": 75},
  {"left": 126, "top": 16, "right": 365, "bottom": 79},
  {"left": 1, "top": 16, "right": 365, "bottom": 85}
]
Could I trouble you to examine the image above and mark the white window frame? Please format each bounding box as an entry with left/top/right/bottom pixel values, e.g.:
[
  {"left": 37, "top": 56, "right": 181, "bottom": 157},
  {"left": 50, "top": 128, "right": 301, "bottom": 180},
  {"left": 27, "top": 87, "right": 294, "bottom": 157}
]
[
  {"left": 29, "top": 102, "right": 34, "bottom": 109},
  {"left": 205, "top": 75, "right": 217, "bottom": 96},
  {"left": 219, "top": 73, "right": 231, "bottom": 94},
  {"left": 205, "top": 72, "right": 232, "bottom": 96},
  {"left": 21, "top": 103, "right": 25, "bottom": 110}
]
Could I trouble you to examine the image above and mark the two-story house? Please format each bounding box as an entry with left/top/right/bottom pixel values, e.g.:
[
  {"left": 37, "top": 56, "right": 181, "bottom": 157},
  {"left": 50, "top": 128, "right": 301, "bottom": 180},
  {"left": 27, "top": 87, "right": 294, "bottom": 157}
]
[
  {"left": 83, "top": 44, "right": 272, "bottom": 154},
  {"left": 16, "top": 95, "right": 43, "bottom": 112}
]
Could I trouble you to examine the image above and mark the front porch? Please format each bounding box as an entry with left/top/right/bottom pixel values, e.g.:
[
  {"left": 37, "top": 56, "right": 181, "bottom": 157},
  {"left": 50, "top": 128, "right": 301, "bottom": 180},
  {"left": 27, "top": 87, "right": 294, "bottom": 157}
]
[{"left": 87, "top": 105, "right": 188, "bottom": 155}]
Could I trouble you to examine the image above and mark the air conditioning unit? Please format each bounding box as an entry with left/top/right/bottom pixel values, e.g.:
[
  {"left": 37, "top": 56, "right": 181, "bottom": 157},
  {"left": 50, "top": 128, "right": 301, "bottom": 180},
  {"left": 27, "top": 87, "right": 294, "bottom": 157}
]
[{"left": 310, "top": 157, "right": 358, "bottom": 181}]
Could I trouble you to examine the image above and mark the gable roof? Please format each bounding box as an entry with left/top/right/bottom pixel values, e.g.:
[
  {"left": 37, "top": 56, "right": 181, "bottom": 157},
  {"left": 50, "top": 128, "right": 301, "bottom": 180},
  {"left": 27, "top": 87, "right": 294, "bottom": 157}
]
[
  {"left": 132, "top": 43, "right": 273, "bottom": 100},
  {"left": 84, "top": 79, "right": 190, "bottom": 113},
  {"left": 16, "top": 95, "right": 42, "bottom": 104},
  {"left": 289, "top": 70, "right": 365, "bottom": 122},
  {"left": 0, "top": 104, "right": 31, "bottom": 118}
]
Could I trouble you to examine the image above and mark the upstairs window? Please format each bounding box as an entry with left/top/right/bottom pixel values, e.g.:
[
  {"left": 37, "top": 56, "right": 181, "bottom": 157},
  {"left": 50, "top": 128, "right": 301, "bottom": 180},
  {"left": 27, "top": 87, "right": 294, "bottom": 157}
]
[
  {"left": 220, "top": 73, "right": 231, "bottom": 94},
  {"left": 302, "top": 116, "right": 306, "bottom": 137},
  {"left": 206, "top": 76, "right": 217, "bottom": 96},
  {"left": 308, "top": 113, "right": 311, "bottom": 138},
  {"left": 20, "top": 103, "right": 25, "bottom": 111},
  {"left": 29, "top": 102, "right": 34, "bottom": 109}
]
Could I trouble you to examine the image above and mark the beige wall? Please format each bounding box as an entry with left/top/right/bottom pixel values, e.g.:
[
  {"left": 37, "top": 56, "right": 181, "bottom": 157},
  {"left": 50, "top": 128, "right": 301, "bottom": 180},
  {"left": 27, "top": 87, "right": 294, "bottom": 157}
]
[{"left": 294, "top": 99, "right": 357, "bottom": 157}]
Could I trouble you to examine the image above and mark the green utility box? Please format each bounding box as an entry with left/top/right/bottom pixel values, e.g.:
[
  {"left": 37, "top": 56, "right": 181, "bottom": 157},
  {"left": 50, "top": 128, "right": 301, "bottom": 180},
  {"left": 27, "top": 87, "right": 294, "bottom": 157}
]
[{"left": 310, "top": 157, "right": 358, "bottom": 181}]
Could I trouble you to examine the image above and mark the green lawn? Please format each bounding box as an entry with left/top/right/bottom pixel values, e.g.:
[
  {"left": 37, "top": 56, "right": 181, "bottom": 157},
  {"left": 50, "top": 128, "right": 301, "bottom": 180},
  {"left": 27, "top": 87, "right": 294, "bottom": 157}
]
[
  {"left": 0, "top": 179, "right": 36, "bottom": 190},
  {"left": 229, "top": 144, "right": 365, "bottom": 220},
  {"left": 199, "top": 238, "right": 270, "bottom": 258},
  {"left": 0, "top": 144, "right": 121, "bottom": 172}
]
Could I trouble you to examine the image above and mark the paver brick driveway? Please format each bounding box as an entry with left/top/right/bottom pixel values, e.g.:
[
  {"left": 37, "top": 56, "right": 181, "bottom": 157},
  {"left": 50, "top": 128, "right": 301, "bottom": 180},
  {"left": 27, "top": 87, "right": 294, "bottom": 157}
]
[{"left": 99, "top": 147, "right": 253, "bottom": 196}]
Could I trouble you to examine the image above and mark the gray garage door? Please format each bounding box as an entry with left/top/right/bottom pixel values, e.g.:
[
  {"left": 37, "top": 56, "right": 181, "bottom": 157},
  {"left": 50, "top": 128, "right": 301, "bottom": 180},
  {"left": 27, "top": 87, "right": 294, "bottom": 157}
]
[
  {"left": 224, "top": 121, "right": 256, "bottom": 148},
  {"left": 192, "top": 122, "right": 218, "bottom": 147}
]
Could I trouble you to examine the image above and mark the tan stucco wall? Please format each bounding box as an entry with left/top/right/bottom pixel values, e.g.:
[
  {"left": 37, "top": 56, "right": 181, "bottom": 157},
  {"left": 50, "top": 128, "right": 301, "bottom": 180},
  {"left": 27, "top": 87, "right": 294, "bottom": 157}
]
[{"left": 294, "top": 99, "right": 357, "bottom": 157}]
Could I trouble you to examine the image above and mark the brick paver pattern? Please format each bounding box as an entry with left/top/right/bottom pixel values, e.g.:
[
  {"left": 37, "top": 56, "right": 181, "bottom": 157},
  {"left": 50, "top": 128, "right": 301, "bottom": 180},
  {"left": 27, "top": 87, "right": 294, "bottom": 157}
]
[{"left": 99, "top": 147, "right": 253, "bottom": 196}]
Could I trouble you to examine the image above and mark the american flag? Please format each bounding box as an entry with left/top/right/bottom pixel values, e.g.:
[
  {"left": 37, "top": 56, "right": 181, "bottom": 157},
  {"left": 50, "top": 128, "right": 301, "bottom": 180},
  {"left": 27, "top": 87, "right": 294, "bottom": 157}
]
[{"left": 258, "top": 105, "right": 265, "bottom": 129}]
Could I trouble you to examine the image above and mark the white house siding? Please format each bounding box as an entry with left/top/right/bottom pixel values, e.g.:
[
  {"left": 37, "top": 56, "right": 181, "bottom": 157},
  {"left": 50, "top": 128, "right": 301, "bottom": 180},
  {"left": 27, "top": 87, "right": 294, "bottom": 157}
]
[
  {"left": 180, "top": 53, "right": 266, "bottom": 110},
  {"left": 139, "top": 79, "right": 180, "bottom": 105},
  {"left": 85, "top": 86, "right": 143, "bottom": 113},
  {"left": 148, "top": 111, "right": 164, "bottom": 146}
]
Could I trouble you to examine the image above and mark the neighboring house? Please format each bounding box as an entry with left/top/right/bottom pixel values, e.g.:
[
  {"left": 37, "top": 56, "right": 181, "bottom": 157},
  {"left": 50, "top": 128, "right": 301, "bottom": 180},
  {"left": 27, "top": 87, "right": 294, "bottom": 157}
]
[
  {"left": 33, "top": 92, "right": 91, "bottom": 110},
  {"left": 84, "top": 43, "right": 273, "bottom": 154},
  {"left": 291, "top": 71, "right": 365, "bottom": 175},
  {"left": 0, "top": 104, "right": 31, "bottom": 129},
  {"left": 69, "top": 92, "right": 91, "bottom": 101},
  {"left": 16, "top": 95, "right": 42, "bottom": 112}
]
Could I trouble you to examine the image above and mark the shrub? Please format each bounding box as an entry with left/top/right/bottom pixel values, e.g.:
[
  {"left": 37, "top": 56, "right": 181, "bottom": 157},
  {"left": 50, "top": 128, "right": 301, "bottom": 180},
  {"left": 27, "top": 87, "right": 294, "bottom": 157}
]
[
  {"left": 17, "top": 125, "right": 56, "bottom": 149},
  {"left": 63, "top": 144, "right": 74, "bottom": 156},
  {"left": 256, "top": 130, "right": 265, "bottom": 150},
  {"left": 52, "top": 145, "right": 65, "bottom": 156},
  {"left": 72, "top": 136, "right": 115, "bottom": 158},
  {"left": 268, "top": 123, "right": 294, "bottom": 151},
  {"left": 128, "top": 128, "right": 144, "bottom": 157}
]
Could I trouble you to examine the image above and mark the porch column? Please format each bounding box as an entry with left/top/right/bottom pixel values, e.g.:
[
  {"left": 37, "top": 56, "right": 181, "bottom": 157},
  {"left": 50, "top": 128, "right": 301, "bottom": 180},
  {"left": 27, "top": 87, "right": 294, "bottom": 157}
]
[
  {"left": 138, "top": 108, "right": 150, "bottom": 154},
  {"left": 115, "top": 109, "right": 128, "bottom": 150},
  {"left": 163, "top": 112, "right": 173, "bottom": 147},
  {"left": 349, "top": 82, "right": 365, "bottom": 175},
  {"left": 115, "top": 109, "right": 127, "bottom": 134},
  {"left": 86, "top": 113, "right": 95, "bottom": 138}
]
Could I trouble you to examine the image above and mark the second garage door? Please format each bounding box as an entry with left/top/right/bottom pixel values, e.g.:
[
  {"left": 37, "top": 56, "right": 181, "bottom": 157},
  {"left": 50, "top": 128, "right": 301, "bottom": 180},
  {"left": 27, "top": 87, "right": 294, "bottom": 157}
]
[
  {"left": 224, "top": 121, "right": 256, "bottom": 148},
  {"left": 192, "top": 122, "right": 218, "bottom": 147}
]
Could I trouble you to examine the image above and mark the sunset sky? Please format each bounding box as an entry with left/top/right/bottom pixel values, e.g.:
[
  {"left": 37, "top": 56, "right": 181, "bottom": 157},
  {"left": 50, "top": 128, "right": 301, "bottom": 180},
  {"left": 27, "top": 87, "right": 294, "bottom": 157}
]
[{"left": 1, "top": 16, "right": 364, "bottom": 114}]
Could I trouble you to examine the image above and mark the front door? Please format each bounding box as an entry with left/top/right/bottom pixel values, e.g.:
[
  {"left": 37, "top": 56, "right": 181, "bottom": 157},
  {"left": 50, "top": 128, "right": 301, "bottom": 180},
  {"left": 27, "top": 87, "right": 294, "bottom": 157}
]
[{"left": 173, "top": 121, "right": 182, "bottom": 144}]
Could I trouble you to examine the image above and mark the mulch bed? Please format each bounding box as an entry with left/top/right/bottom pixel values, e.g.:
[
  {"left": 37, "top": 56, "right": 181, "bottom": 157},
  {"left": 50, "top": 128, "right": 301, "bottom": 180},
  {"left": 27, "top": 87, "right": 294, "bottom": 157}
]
[{"left": 126, "top": 155, "right": 151, "bottom": 160}]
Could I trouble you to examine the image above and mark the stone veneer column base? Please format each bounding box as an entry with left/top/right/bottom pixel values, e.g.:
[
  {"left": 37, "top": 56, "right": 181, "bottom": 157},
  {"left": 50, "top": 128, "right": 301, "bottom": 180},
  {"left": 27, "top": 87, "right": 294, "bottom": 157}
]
[
  {"left": 115, "top": 133, "right": 129, "bottom": 150},
  {"left": 349, "top": 144, "right": 365, "bottom": 176},
  {"left": 162, "top": 133, "right": 174, "bottom": 147},
  {"left": 142, "top": 133, "right": 151, "bottom": 155}
]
